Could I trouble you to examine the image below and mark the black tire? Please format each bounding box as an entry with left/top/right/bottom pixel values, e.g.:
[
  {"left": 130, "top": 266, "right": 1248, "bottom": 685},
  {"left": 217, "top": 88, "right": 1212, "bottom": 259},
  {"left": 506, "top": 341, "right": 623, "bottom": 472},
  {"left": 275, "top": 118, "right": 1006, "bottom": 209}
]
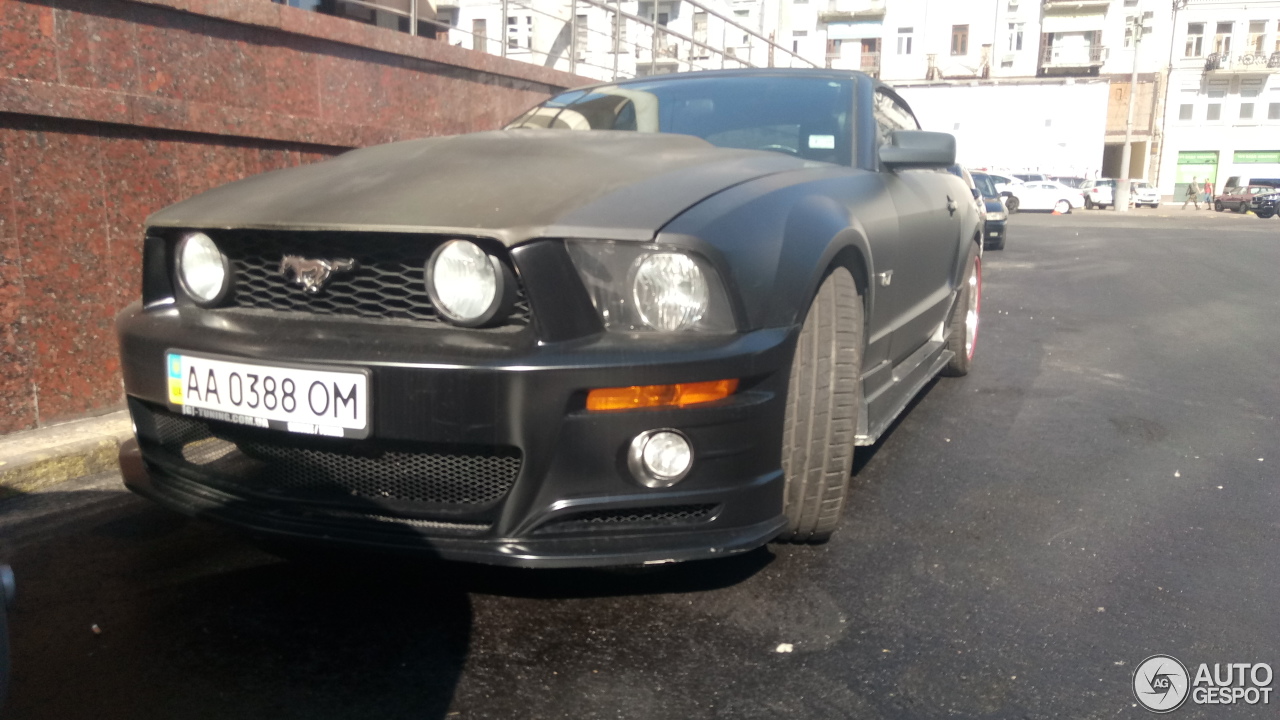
[
  {"left": 777, "top": 267, "right": 862, "bottom": 543},
  {"left": 1238, "top": 202, "right": 1248, "bottom": 214},
  {"left": 1006, "top": 196, "right": 1019, "bottom": 213},
  {"left": 1258, "top": 209, "right": 1276, "bottom": 219},
  {"left": 941, "top": 252, "right": 981, "bottom": 377},
  {"left": 1084, "top": 197, "right": 1094, "bottom": 210},
  {"left": 1214, "top": 200, "right": 1224, "bottom": 212}
]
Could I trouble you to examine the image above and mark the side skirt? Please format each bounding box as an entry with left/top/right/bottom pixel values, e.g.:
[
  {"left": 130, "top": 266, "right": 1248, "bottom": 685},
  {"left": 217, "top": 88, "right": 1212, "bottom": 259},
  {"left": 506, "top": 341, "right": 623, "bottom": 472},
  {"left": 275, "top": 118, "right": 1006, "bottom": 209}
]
[{"left": 855, "top": 339, "right": 952, "bottom": 446}]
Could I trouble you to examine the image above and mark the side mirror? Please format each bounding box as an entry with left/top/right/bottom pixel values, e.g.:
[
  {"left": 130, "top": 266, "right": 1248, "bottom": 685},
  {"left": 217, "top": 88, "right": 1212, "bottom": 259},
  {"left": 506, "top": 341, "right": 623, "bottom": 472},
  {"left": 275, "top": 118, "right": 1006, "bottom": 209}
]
[
  {"left": 879, "top": 130, "right": 956, "bottom": 170},
  {"left": 1000, "top": 190, "right": 1012, "bottom": 198},
  {"left": 971, "top": 188, "right": 981, "bottom": 200}
]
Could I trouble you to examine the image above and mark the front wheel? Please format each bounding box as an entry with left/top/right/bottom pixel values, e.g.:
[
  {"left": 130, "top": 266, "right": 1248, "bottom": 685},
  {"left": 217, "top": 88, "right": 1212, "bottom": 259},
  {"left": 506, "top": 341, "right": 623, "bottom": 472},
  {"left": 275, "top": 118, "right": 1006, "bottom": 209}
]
[
  {"left": 777, "top": 267, "right": 863, "bottom": 543},
  {"left": 1214, "top": 200, "right": 1224, "bottom": 212},
  {"left": 1006, "top": 197, "right": 1019, "bottom": 213},
  {"left": 1084, "top": 197, "right": 1094, "bottom": 210},
  {"left": 1258, "top": 208, "right": 1276, "bottom": 219},
  {"left": 1238, "top": 202, "right": 1249, "bottom": 214},
  {"left": 941, "top": 253, "right": 981, "bottom": 377},
  {"left": 1054, "top": 199, "right": 1072, "bottom": 214}
]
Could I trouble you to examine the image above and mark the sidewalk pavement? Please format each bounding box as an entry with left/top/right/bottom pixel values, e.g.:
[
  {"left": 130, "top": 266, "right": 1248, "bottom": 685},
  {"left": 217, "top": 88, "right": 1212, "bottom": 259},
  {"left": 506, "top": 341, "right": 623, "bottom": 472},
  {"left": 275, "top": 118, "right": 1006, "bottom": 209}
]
[{"left": 0, "top": 412, "right": 133, "bottom": 499}]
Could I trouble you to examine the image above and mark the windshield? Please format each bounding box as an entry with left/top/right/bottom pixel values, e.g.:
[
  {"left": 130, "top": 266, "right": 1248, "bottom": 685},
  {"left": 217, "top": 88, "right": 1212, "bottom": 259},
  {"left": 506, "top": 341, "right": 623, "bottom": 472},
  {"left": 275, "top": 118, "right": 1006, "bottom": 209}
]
[
  {"left": 972, "top": 173, "right": 999, "bottom": 199},
  {"left": 506, "top": 75, "right": 854, "bottom": 165}
]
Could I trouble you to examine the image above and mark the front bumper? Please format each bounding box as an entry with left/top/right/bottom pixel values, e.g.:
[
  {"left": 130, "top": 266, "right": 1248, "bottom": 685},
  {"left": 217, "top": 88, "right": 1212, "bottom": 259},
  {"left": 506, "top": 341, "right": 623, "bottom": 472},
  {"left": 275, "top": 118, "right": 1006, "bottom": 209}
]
[
  {"left": 983, "top": 219, "right": 1007, "bottom": 246},
  {"left": 117, "top": 302, "right": 793, "bottom": 567}
]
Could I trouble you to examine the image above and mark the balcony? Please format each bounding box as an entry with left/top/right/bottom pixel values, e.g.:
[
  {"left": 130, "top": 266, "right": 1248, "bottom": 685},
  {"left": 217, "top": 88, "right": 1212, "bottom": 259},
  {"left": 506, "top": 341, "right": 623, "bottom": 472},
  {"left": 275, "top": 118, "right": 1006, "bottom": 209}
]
[
  {"left": 859, "top": 51, "right": 880, "bottom": 77},
  {"left": 819, "top": 0, "right": 886, "bottom": 24},
  {"left": 1041, "top": 0, "right": 1111, "bottom": 11},
  {"left": 1204, "top": 52, "right": 1280, "bottom": 73},
  {"left": 1040, "top": 44, "right": 1107, "bottom": 69}
]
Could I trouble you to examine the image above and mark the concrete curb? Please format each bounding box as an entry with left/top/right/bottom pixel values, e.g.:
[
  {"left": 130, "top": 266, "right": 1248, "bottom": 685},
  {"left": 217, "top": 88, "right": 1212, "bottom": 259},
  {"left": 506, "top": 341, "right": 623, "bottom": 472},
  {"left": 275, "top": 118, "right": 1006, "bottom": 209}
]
[{"left": 0, "top": 412, "right": 133, "bottom": 498}]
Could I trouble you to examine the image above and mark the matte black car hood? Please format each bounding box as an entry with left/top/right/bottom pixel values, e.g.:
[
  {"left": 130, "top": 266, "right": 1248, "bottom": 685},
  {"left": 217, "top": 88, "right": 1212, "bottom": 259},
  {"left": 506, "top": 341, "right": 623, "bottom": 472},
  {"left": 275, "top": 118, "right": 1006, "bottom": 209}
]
[{"left": 146, "top": 130, "right": 812, "bottom": 244}]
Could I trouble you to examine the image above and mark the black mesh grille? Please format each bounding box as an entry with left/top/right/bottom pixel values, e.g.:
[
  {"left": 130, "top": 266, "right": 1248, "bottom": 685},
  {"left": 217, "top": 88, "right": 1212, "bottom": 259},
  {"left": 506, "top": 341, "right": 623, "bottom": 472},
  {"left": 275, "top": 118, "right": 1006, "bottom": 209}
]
[
  {"left": 210, "top": 232, "right": 530, "bottom": 327},
  {"left": 148, "top": 409, "right": 521, "bottom": 507},
  {"left": 535, "top": 504, "right": 719, "bottom": 534}
]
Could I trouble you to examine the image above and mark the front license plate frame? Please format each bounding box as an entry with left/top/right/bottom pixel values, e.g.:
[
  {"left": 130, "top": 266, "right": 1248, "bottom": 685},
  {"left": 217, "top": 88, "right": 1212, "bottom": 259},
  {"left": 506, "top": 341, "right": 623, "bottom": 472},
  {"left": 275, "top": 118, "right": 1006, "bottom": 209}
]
[{"left": 165, "top": 350, "right": 371, "bottom": 439}]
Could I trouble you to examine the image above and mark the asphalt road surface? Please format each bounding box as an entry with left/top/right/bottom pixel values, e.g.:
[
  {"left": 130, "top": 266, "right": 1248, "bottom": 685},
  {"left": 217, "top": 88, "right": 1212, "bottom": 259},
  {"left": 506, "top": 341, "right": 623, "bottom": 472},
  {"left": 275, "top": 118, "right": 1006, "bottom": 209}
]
[{"left": 2, "top": 209, "right": 1277, "bottom": 720}]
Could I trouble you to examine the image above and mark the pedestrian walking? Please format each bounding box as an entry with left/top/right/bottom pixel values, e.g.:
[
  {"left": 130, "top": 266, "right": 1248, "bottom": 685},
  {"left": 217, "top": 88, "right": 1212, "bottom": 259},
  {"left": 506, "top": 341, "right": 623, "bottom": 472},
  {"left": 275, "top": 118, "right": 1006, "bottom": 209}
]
[
  {"left": 1182, "top": 177, "right": 1200, "bottom": 210},
  {"left": 1203, "top": 179, "right": 1214, "bottom": 210}
]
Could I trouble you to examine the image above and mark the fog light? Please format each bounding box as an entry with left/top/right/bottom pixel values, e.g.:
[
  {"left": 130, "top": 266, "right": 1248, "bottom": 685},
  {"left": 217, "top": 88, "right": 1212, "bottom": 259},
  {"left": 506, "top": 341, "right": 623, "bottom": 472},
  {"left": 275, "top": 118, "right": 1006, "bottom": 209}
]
[{"left": 628, "top": 429, "right": 693, "bottom": 488}]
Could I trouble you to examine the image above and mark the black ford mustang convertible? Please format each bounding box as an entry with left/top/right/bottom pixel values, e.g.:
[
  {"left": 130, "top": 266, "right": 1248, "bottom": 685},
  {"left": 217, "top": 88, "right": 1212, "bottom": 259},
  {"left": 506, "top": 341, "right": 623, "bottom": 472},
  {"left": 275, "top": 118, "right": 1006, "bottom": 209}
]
[{"left": 116, "top": 70, "right": 982, "bottom": 567}]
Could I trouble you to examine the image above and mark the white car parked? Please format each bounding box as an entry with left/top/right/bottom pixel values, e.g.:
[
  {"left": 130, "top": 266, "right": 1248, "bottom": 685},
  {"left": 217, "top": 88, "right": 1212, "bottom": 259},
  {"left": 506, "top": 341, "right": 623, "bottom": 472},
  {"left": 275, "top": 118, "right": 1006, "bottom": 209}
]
[
  {"left": 1005, "top": 180, "right": 1084, "bottom": 214},
  {"left": 1130, "top": 181, "right": 1161, "bottom": 208}
]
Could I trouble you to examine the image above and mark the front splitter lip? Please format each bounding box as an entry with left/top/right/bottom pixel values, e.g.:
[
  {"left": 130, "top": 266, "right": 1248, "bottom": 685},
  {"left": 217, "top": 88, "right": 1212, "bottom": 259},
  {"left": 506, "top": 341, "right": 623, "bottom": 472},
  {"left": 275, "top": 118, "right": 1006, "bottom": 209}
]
[{"left": 120, "top": 439, "right": 788, "bottom": 569}]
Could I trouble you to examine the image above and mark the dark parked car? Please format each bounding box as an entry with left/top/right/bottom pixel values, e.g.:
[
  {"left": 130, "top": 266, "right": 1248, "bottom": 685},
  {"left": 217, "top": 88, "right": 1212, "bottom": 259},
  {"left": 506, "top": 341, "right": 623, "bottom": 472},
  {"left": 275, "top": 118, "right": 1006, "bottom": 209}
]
[
  {"left": 971, "top": 171, "right": 1007, "bottom": 250},
  {"left": 1250, "top": 190, "right": 1279, "bottom": 218},
  {"left": 116, "top": 70, "right": 982, "bottom": 567},
  {"left": 1, "top": 565, "right": 12, "bottom": 709}
]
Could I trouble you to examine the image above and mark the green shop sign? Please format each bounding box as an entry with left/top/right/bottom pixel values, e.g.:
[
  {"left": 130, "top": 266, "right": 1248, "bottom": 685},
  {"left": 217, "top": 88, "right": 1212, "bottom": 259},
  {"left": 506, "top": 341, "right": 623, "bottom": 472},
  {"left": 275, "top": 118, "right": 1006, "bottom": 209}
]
[
  {"left": 1233, "top": 151, "right": 1280, "bottom": 164},
  {"left": 1177, "top": 151, "right": 1219, "bottom": 165}
]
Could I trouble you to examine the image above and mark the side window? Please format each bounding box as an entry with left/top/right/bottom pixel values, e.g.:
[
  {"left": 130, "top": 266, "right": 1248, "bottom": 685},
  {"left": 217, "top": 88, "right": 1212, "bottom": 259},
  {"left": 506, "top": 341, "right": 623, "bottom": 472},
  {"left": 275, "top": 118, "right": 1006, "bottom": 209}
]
[{"left": 872, "top": 90, "right": 920, "bottom": 152}]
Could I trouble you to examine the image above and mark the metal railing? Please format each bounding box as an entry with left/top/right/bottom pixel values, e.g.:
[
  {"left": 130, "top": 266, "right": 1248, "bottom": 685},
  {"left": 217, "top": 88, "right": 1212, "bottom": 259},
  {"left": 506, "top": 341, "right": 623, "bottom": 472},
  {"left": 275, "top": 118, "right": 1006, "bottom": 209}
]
[
  {"left": 1040, "top": 45, "right": 1108, "bottom": 66},
  {"left": 283, "top": 0, "right": 820, "bottom": 81},
  {"left": 1204, "top": 51, "right": 1280, "bottom": 71}
]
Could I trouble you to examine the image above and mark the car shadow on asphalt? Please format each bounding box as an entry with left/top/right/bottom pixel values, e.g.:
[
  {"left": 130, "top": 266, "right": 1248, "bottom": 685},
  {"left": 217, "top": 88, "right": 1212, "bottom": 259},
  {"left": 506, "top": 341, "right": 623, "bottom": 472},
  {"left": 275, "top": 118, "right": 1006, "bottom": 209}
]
[{"left": 1, "top": 489, "right": 775, "bottom": 720}]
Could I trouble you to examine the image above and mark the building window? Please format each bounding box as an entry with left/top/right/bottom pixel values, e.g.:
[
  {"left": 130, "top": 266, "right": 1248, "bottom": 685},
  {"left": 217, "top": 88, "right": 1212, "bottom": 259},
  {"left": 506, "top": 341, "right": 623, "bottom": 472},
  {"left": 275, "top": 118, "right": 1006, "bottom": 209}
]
[
  {"left": 1124, "top": 0, "right": 1137, "bottom": 5},
  {"left": 1207, "top": 103, "right": 1221, "bottom": 121},
  {"left": 1008, "top": 23, "right": 1024, "bottom": 51},
  {"left": 1214, "top": 22, "right": 1233, "bottom": 55},
  {"left": 693, "top": 11, "right": 707, "bottom": 46},
  {"left": 827, "top": 38, "right": 841, "bottom": 58},
  {"left": 734, "top": 9, "right": 748, "bottom": 16},
  {"left": 507, "top": 15, "right": 532, "bottom": 50},
  {"left": 575, "top": 14, "right": 588, "bottom": 58},
  {"left": 1179, "top": 104, "right": 1194, "bottom": 120},
  {"left": 1185, "top": 23, "right": 1204, "bottom": 57},
  {"left": 897, "top": 27, "right": 913, "bottom": 55},
  {"left": 1240, "top": 103, "right": 1255, "bottom": 119},
  {"left": 613, "top": 10, "right": 627, "bottom": 52},
  {"left": 951, "top": 24, "right": 969, "bottom": 55},
  {"left": 1271, "top": 102, "right": 1280, "bottom": 120},
  {"left": 1247, "top": 20, "right": 1266, "bottom": 53},
  {"left": 791, "top": 29, "right": 806, "bottom": 54},
  {"left": 472, "top": 18, "right": 487, "bottom": 52}
]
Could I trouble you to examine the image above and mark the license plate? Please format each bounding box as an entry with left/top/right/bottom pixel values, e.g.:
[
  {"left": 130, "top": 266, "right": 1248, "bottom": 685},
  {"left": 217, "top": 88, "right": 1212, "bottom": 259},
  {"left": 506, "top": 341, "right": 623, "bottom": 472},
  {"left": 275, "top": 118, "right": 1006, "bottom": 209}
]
[{"left": 166, "top": 352, "right": 370, "bottom": 438}]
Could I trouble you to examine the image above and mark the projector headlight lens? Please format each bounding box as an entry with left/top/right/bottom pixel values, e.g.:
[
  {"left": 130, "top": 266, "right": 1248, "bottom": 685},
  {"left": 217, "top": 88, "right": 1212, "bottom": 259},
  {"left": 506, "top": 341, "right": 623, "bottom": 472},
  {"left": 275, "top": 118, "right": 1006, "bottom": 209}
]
[
  {"left": 564, "top": 242, "right": 735, "bottom": 333},
  {"left": 632, "top": 253, "right": 709, "bottom": 332},
  {"left": 175, "top": 232, "right": 230, "bottom": 305},
  {"left": 426, "top": 240, "right": 511, "bottom": 326}
]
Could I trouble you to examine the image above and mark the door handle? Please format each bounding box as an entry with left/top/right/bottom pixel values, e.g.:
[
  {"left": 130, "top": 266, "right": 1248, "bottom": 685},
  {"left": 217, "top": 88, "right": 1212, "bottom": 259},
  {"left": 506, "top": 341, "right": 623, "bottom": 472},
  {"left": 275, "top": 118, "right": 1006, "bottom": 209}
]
[{"left": 946, "top": 196, "right": 958, "bottom": 215}]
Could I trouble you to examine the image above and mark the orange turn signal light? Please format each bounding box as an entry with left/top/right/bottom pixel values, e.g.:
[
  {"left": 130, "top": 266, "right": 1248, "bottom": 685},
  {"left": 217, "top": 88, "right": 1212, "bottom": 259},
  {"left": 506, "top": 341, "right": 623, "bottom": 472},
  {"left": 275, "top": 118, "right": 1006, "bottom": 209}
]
[{"left": 587, "top": 379, "right": 739, "bottom": 412}]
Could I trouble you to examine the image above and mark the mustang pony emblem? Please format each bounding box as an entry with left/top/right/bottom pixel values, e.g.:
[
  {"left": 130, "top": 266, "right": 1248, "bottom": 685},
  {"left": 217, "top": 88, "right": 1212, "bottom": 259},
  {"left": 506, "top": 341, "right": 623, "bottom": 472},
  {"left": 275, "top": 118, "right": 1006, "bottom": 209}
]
[{"left": 279, "top": 255, "right": 358, "bottom": 294}]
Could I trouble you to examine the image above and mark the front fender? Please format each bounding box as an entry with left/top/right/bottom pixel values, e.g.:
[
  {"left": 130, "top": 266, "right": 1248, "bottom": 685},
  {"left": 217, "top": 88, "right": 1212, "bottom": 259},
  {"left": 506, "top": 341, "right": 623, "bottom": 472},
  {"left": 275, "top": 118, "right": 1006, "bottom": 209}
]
[{"left": 658, "top": 167, "right": 895, "bottom": 333}]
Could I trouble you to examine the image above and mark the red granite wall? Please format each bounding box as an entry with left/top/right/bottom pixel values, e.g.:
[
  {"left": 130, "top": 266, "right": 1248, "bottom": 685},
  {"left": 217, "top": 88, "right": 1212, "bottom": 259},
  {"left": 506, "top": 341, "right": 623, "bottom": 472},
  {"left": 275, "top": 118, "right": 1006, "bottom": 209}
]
[{"left": 0, "top": 0, "right": 585, "bottom": 433}]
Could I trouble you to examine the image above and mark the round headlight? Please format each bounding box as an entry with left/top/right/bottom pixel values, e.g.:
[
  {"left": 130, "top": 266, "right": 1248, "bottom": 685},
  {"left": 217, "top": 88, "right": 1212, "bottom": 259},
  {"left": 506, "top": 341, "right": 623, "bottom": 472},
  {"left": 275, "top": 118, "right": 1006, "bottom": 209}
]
[
  {"left": 426, "top": 239, "right": 510, "bottom": 327},
  {"left": 175, "top": 232, "right": 230, "bottom": 305},
  {"left": 631, "top": 253, "right": 709, "bottom": 332}
]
